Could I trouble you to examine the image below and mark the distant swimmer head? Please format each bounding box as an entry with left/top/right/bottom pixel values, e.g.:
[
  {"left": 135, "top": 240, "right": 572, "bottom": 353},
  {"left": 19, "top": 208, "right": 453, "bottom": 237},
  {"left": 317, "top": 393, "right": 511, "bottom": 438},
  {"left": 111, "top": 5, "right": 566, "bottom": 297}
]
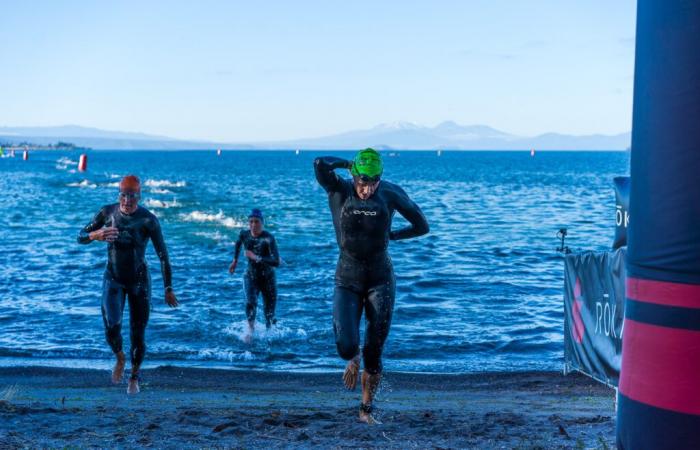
[
  {"left": 351, "top": 148, "right": 382, "bottom": 199},
  {"left": 248, "top": 208, "right": 264, "bottom": 235},
  {"left": 119, "top": 175, "right": 141, "bottom": 214}
]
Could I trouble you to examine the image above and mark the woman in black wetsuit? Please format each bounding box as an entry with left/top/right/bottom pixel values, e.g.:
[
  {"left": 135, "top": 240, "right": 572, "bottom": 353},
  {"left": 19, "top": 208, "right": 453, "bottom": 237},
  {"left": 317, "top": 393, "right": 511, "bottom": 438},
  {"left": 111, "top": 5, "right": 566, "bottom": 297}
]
[
  {"left": 78, "top": 175, "right": 179, "bottom": 395},
  {"left": 228, "top": 209, "right": 280, "bottom": 341},
  {"left": 314, "top": 148, "right": 429, "bottom": 424}
]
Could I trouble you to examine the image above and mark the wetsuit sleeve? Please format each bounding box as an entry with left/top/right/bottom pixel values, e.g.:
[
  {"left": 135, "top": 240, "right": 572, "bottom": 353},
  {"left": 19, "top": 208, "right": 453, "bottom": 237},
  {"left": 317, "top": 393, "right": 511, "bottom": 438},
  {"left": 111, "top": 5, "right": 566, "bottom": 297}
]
[
  {"left": 259, "top": 235, "right": 280, "bottom": 267},
  {"left": 314, "top": 156, "right": 352, "bottom": 192},
  {"left": 149, "top": 217, "right": 173, "bottom": 290},
  {"left": 389, "top": 186, "right": 430, "bottom": 240},
  {"left": 234, "top": 231, "right": 244, "bottom": 260},
  {"left": 77, "top": 207, "right": 107, "bottom": 244}
]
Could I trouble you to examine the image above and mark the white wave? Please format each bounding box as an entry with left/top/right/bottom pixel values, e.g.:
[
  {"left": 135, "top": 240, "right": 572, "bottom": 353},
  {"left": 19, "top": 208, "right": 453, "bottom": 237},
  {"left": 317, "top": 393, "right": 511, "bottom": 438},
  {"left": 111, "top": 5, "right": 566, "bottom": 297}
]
[
  {"left": 55, "top": 164, "right": 68, "bottom": 170},
  {"left": 67, "top": 179, "right": 97, "bottom": 189},
  {"left": 103, "top": 182, "right": 120, "bottom": 188},
  {"left": 144, "top": 179, "right": 186, "bottom": 188},
  {"left": 189, "top": 348, "right": 256, "bottom": 362},
  {"left": 150, "top": 188, "right": 173, "bottom": 194},
  {"left": 192, "top": 231, "right": 228, "bottom": 241},
  {"left": 180, "top": 210, "right": 244, "bottom": 228},
  {"left": 143, "top": 198, "right": 181, "bottom": 209},
  {"left": 224, "top": 321, "right": 308, "bottom": 343},
  {"left": 106, "top": 173, "right": 122, "bottom": 179},
  {"left": 57, "top": 157, "right": 77, "bottom": 165}
]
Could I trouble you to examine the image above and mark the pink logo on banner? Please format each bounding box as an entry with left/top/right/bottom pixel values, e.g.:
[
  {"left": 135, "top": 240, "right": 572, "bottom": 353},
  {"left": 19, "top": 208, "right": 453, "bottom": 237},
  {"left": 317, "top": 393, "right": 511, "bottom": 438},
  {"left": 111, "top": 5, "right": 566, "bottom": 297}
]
[{"left": 571, "top": 278, "right": 585, "bottom": 343}]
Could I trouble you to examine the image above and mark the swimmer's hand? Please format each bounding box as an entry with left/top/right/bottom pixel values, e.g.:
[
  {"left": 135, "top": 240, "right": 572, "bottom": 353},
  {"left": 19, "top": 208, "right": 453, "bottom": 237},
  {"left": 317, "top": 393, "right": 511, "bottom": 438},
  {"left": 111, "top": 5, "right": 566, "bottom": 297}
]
[
  {"left": 165, "top": 289, "right": 179, "bottom": 308},
  {"left": 90, "top": 227, "right": 119, "bottom": 243},
  {"left": 245, "top": 250, "right": 261, "bottom": 262},
  {"left": 228, "top": 260, "right": 238, "bottom": 274}
]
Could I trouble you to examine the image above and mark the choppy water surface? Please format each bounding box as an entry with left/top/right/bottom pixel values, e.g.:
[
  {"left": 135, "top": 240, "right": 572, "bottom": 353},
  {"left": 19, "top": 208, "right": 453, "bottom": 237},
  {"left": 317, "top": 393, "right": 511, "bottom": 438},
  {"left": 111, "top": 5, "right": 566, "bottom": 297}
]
[{"left": 0, "top": 150, "right": 628, "bottom": 372}]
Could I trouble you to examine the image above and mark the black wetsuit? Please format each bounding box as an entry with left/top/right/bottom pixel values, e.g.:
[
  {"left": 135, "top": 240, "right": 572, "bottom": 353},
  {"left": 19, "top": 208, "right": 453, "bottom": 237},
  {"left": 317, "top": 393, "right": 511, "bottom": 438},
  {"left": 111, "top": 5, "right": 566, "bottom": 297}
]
[
  {"left": 314, "top": 156, "right": 429, "bottom": 374},
  {"left": 234, "top": 230, "right": 280, "bottom": 328},
  {"left": 78, "top": 204, "right": 172, "bottom": 372}
]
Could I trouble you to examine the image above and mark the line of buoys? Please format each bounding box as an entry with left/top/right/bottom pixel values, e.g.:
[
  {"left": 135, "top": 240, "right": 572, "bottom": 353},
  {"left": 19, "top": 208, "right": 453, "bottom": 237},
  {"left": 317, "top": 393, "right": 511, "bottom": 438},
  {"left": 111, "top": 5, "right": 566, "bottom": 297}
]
[{"left": 78, "top": 154, "right": 88, "bottom": 172}]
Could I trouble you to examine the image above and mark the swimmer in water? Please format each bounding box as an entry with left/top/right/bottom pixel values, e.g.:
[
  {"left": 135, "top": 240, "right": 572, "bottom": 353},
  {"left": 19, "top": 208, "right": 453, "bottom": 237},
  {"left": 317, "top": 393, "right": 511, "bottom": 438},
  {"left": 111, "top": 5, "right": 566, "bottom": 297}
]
[
  {"left": 314, "top": 148, "right": 429, "bottom": 424},
  {"left": 78, "top": 175, "right": 178, "bottom": 394},
  {"left": 229, "top": 209, "right": 280, "bottom": 342}
]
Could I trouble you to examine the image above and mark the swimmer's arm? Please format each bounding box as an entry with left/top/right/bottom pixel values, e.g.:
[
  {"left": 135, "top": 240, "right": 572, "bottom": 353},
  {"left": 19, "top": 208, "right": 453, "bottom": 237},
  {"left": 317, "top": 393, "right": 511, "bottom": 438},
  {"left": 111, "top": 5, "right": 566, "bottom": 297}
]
[
  {"left": 78, "top": 207, "right": 107, "bottom": 244},
  {"left": 149, "top": 218, "right": 173, "bottom": 291},
  {"left": 314, "top": 156, "right": 352, "bottom": 192},
  {"left": 259, "top": 235, "right": 280, "bottom": 267},
  {"left": 389, "top": 187, "right": 430, "bottom": 240},
  {"left": 233, "top": 231, "right": 244, "bottom": 262}
]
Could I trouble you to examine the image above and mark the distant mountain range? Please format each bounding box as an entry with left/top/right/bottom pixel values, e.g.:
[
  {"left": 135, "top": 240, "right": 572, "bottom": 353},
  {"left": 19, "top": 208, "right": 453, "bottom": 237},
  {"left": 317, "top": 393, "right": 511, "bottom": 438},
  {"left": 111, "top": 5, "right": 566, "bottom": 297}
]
[{"left": 0, "top": 122, "right": 631, "bottom": 150}]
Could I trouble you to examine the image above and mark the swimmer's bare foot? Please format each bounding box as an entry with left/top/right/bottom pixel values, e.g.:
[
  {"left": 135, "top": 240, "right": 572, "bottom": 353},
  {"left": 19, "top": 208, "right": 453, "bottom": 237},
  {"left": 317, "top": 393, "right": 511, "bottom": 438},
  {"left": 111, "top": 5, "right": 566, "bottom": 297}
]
[
  {"left": 244, "top": 322, "right": 254, "bottom": 344},
  {"left": 111, "top": 351, "right": 125, "bottom": 384},
  {"left": 127, "top": 377, "right": 140, "bottom": 395},
  {"left": 359, "top": 371, "right": 382, "bottom": 425},
  {"left": 343, "top": 355, "right": 360, "bottom": 390},
  {"left": 359, "top": 402, "right": 382, "bottom": 425},
  {"left": 127, "top": 364, "right": 141, "bottom": 394}
]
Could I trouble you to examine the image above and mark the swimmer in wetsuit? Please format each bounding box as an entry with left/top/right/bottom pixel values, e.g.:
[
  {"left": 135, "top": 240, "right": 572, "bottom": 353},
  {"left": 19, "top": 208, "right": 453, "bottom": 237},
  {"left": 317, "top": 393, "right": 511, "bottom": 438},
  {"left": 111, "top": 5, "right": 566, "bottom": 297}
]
[
  {"left": 314, "top": 148, "right": 429, "bottom": 424},
  {"left": 78, "top": 175, "right": 178, "bottom": 394},
  {"left": 228, "top": 209, "right": 280, "bottom": 341}
]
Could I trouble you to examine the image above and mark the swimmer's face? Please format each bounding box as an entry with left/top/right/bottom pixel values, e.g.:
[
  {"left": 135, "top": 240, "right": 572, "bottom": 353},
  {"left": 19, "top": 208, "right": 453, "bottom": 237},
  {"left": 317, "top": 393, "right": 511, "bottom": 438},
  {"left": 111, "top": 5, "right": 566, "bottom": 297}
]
[
  {"left": 353, "top": 177, "right": 380, "bottom": 200},
  {"left": 119, "top": 176, "right": 141, "bottom": 214},
  {"left": 118, "top": 187, "right": 140, "bottom": 214},
  {"left": 249, "top": 217, "right": 263, "bottom": 236}
]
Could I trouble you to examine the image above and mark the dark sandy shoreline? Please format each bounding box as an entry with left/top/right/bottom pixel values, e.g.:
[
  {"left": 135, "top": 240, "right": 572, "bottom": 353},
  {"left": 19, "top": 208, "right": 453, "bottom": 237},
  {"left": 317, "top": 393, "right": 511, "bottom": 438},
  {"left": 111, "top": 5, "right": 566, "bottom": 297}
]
[{"left": 0, "top": 366, "right": 616, "bottom": 449}]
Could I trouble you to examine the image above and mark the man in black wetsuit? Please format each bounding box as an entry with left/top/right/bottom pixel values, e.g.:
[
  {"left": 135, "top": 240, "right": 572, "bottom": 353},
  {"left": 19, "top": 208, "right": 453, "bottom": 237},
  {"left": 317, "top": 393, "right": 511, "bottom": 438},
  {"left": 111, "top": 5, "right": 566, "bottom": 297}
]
[
  {"left": 314, "top": 148, "right": 429, "bottom": 424},
  {"left": 78, "top": 175, "right": 178, "bottom": 394},
  {"left": 228, "top": 208, "right": 280, "bottom": 341}
]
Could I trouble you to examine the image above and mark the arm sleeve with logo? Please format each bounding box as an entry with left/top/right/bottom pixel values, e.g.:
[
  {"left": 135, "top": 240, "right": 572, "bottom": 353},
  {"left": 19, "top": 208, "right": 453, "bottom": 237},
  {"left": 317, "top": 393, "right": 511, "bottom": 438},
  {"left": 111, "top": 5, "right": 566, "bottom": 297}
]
[{"left": 389, "top": 185, "right": 430, "bottom": 240}]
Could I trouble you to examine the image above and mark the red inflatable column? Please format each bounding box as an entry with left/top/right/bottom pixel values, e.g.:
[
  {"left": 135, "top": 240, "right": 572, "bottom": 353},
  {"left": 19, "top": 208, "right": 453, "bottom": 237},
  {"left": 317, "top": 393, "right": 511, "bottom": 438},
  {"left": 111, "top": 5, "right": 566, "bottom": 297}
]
[{"left": 617, "top": 1, "right": 700, "bottom": 448}]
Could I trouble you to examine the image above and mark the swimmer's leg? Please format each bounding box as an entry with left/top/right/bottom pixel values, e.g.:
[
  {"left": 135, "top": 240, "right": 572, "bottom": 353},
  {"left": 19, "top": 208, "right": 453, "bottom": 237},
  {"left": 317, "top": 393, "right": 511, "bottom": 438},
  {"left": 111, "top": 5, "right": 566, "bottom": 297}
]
[
  {"left": 101, "top": 273, "right": 126, "bottom": 384},
  {"left": 360, "top": 278, "right": 395, "bottom": 424},
  {"left": 243, "top": 272, "right": 259, "bottom": 341},
  {"left": 333, "top": 286, "right": 363, "bottom": 390},
  {"left": 260, "top": 272, "right": 277, "bottom": 329},
  {"left": 126, "top": 273, "right": 150, "bottom": 395}
]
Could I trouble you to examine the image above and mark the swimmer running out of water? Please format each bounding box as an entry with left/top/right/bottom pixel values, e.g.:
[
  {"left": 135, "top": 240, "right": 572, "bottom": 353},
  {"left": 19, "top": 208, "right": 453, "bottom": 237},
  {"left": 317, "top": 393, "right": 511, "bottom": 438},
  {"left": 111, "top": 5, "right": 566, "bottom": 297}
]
[
  {"left": 229, "top": 209, "right": 280, "bottom": 341},
  {"left": 314, "top": 148, "right": 429, "bottom": 424},
  {"left": 78, "top": 175, "right": 179, "bottom": 394}
]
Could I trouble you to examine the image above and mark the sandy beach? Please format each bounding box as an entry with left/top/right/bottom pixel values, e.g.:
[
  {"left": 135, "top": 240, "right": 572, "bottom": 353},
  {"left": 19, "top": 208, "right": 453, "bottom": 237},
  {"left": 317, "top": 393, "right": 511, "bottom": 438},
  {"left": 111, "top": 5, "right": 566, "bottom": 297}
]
[{"left": 0, "top": 366, "right": 616, "bottom": 449}]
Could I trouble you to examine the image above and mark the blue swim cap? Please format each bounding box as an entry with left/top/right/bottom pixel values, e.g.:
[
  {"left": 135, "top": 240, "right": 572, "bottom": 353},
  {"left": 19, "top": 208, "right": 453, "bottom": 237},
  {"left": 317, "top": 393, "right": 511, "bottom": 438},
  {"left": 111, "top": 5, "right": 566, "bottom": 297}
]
[{"left": 248, "top": 208, "right": 264, "bottom": 221}]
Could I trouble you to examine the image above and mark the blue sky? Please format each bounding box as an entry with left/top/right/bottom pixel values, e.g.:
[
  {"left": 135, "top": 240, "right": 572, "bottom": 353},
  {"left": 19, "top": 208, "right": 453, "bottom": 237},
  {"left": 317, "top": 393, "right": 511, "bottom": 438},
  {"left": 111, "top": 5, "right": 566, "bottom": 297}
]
[{"left": 0, "top": 1, "right": 636, "bottom": 142}]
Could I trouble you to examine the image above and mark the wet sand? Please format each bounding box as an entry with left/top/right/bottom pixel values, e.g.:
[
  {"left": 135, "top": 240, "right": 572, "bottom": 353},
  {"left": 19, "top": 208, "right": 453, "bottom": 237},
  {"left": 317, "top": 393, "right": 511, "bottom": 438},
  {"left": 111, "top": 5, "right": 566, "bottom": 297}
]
[{"left": 0, "top": 366, "right": 616, "bottom": 449}]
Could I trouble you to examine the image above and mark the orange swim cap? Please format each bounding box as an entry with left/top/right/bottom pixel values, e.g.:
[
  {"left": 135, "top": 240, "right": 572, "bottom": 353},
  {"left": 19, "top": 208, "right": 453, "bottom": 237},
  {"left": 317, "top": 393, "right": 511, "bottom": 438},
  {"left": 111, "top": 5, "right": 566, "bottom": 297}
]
[{"left": 120, "top": 175, "right": 141, "bottom": 192}]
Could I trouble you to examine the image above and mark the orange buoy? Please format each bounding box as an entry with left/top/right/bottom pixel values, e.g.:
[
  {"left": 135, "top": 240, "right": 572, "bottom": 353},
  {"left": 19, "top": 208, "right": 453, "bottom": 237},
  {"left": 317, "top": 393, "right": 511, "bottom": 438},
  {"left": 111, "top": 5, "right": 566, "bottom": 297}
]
[{"left": 78, "top": 154, "right": 88, "bottom": 172}]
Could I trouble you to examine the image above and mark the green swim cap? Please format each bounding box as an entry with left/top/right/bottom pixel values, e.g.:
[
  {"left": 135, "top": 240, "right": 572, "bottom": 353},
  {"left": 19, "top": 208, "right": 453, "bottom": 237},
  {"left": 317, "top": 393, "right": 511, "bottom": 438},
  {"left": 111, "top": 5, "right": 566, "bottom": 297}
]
[{"left": 350, "top": 148, "right": 383, "bottom": 180}]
